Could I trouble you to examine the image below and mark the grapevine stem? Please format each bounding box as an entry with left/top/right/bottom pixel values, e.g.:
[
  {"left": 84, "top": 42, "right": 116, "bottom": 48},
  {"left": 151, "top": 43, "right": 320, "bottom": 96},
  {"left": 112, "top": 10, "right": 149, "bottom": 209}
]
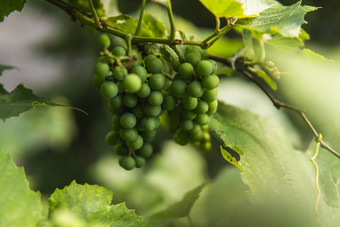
[
  {"left": 135, "top": 0, "right": 146, "bottom": 36},
  {"left": 88, "top": 0, "right": 101, "bottom": 29},
  {"left": 167, "top": 0, "right": 176, "bottom": 43},
  {"left": 311, "top": 134, "right": 322, "bottom": 215},
  {"left": 125, "top": 35, "right": 133, "bottom": 56},
  {"left": 215, "top": 16, "right": 221, "bottom": 32},
  {"left": 208, "top": 54, "right": 340, "bottom": 159}
]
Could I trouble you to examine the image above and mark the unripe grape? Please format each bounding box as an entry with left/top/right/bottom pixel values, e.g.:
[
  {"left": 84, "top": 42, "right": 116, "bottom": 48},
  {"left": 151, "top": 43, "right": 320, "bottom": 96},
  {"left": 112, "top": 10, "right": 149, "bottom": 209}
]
[
  {"left": 207, "top": 100, "right": 218, "bottom": 114},
  {"left": 189, "top": 124, "right": 202, "bottom": 137},
  {"left": 109, "top": 95, "right": 123, "bottom": 111},
  {"left": 119, "top": 128, "right": 138, "bottom": 142},
  {"left": 127, "top": 135, "right": 143, "bottom": 150},
  {"left": 112, "top": 46, "right": 127, "bottom": 56},
  {"left": 131, "top": 66, "right": 148, "bottom": 82},
  {"left": 195, "top": 100, "right": 209, "bottom": 114},
  {"left": 119, "top": 157, "right": 135, "bottom": 170},
  {"left": 182, "top": 110, "right": 197, "bottom": 120},
  {"left": 94, "top": 62, "right": 109, "bottom": 78},
  {"left": 174, "top": 130, "right": 189, "bottom": 145},
  {"left": 135, "top": 156, "right": 146, "bottom": 168},
  {"left": 202, "top": 74, "right": 219, "bottom": 90},
  {"left": 208, "top": 59, "right": 218, "bottom": 74},
  {"left": 200, "top": 141, "right": 212, "bottom": 151},
  {"left": 99, "top": 34, "right": 110, "bottom": 49},
  {"left": 149, "top": 73, "right": 166, "bottom": 90},
  {"left": 141, "top": 117, "right": 157, "bottom": 131},
  {"left": 202, "top": 88, "right": 217, "bottom": 103},
  {"left": 187, "top": 81, "right": 204, "bottom": 98},
  {"left": 123, "top": 93, "right": 138, "bottom": 108},
  {"left": 141, "top": 130, "right": 157, "bottom": 142},
  {"left": 181, "top": 120, "right": 194, "bottom": 131},
  {"left": 185, "top": 51, "right": 201, "bottom": 66},
  {"left": 144, "top": 104, "right": 162, "bottom": 117},
  {"left": 138, "top": 143, "right": 153, "bottom": 158},
  {"left": 183, "top": 96, "right": 198, "bottom": 110},
  {"left": 100, "top": 81, "right": 118, "bottom": 99},
  {"left": 148, "top": 91, "right": 163, "bottom": 106},
  {"left": 92, "top": 75, "right": 105, "bottom": 89},
  {"left": 123, "top": 74, "right": 142, "bottom": 93},
  {"left": 137, "top": 83, "right": 151, "bottom": 98},
  {"left": 120, "top": 113, "right": 137, "bottom": 129},
  {"left": 145, "top": 55, "right": 163, "bottom": 73},
  {"left": 162, "top": 95, "right": 176, "bottom": 111},
  {"left": 105, "top": 130, "right": 119, "bottom": 146},
  {"left": 112, "top": 66, "right": 127, "bottom": 81},
  {"left": 114, "top": 144, "right": 129, "bottom": 155},
  {"left": 194, "top": 113, "right": 209, "bottom": 125},
  {"left": 178, "top": 63, "right": 194, "bottom": 79},
  {"left": 112, "top": 115, "right": 120, "bottom": 129},
  {"left": 197, "top": 60, "right": 213, "bottom": 77},
  {"left": 170, "top": 80, "right": 187, "bottom": 98}
]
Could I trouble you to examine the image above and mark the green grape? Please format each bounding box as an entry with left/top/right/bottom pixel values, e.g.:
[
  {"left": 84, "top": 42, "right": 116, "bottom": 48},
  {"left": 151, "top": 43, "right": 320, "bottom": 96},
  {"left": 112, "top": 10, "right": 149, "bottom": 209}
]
[
  {"left": 194, "top": 113, "right": 209, "bottom": 125},
  {"left": 182, "top": 96, "right": 198, "bottom": 110},
  {"left": 99, "top": 34, "right": 110, "bottom": 49},
  {"left": 149, "top": 73, "right": 166, "bottom": 90},
  {"left": 162, "top": 95, "right": 176, "bottom": 111},
  {"left": 181, "top": 120, "right": 194, "bottom": 131},
  {"left": 97, "top": 56, "right": 115, "bottom": 65},
  {"left": 189, "top": 126, "right": 204, "bottom": 141},
  {"left": 208, "top": 59, "right": 218, "bottom": 74},
  {"left": 123, "top": 93, "right": 138, "bottom": 108},
  {"left": 200, "top": 141, "right": 212, "bottom": 151},
  {"left": 131, "top": 66, "right": 148, "bottom": 82},
  {"left": 178, "top": 63, "right": 194, "bottom": 79},
  {"left": 174, "top": 130, "right": 189, "bottom": 145},
  {"left": 141, "top": 117, "right": 157, "bottom": 131},
  {"left": 148, "top": 91, "right": 163, "bottom": 106},
  {"left": 123, "top": 74, "right": 142, "bottom": 93},
  {"left": 182, "top": 110, "right": 197, "bottom": 120},
  {"left": 94, "top": 62, "right": 109, "bottom": 78},
  {"left": 114, "top": 144, "right": 128, "bottom": 155},
  {"left": 195, "top": 100, "right": 209, "bottom": 114},
  {"left": 187, "top": 81, "right": 204, "bottom": 98},
  {"left": 92, "top": 75, "right": 105, "bottom": 89},
  {"left": 170, "top": 80, "right": 187, "bottom": 98},
  {"left": 127, "top": 135, "right": 144, "bottom": 150},
  {"left": 185, "top": 51, "right": 201, "bottom": 66},
  {"left": 202, "top": 88, "right": 217, "bottom": 103},
  {"left": 112, "top": 46, "right": 127, "bottom": 56},
  {"left": 105, "top": 130, "right": 119, "bottom": 146},
  {"left": 119, "top": 157, "right": 136, "bottom": 170},
  {"left": 155, "top": 117, "right": 160, "bottom": 128},
  {"left": 131, "top": 59, "right": 142, "bottom": 68},
  {"left": 207, "top": 100, "right": 218, "bottom": 114},
  {"left": 144, "top": 55, "right": 163, "bottom": 73},
  {"left": 120, "top": 113, "right": 137, "bottom": 129},
  {"left": 100, "top": 81, "right": 118, "bottom": 99},
  {"left": 137, "top": 83, "right": 151, "bottom": 98},
  {"left": 144, "top": 104, "right": 162, "bottom": 117},
  {"left": 138, "top": 143, "right": 153, "bottom": 158},
  {"left": 109, "top": 95, "right": 123, "bottom": 111},
  {"left": 119, "top": 128, "right": 138, "bottom": 142},
  {"left": 112, "top": 66, "right": 127, "bottom": 81},
  {"left": 197, "top": 60, "right": 213, "bottom": 77},
  {"left": 135, "top": 156, "right": 146, "bottom": 168},
  {"left": 132, "top": 105, "right": 144, "bottom": 119},
  {"left": 112, "top": 115, "right": 120, "bottom": 129},
  {"left": 141, "top": 130, "right": 157, "bottom": 142},
  {"left": 202, "top": 74, "right": 219, "bottom": 90}
]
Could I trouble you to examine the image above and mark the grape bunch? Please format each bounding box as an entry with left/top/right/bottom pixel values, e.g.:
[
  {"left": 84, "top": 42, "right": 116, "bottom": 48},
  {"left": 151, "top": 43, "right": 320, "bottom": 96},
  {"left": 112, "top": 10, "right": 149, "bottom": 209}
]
[{"left": 93, "top": 34, "right": 219, "bottom": 170}]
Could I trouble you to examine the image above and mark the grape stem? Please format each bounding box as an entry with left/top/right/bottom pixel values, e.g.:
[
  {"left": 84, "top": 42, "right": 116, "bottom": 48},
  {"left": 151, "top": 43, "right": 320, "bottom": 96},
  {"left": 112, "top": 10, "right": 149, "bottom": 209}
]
[
  {"left": 209, "top": 55, "right": 340, "bottom": 159},
  {"left": 88, "top": 0, "right": 101, "bottom": 29},
  {"left": 135, "top": 0, "right": 146, "bottom": 36}
]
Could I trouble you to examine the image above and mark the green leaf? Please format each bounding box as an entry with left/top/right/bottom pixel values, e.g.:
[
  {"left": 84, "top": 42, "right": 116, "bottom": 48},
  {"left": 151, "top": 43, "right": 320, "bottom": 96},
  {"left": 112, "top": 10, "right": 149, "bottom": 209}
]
[
  {"left": 0, "top": 150, "right": 42, "bottom": 226},
  {"left": 150, "top": 183, "right": 206, "bottom": 220},
  {"left": 103, "top": 15, "right": 154, "bottom": 37},
  {"left": 248, "top": 65, "right": 277, "bottom": 90},
  {"left": 143, "top": 12, "right": 167, "bottom": 38},
  {"left": 48, "top": 181, "right": 151, "bottom": 226},
  {"left": 101, "top": 0, "right": 120, "bottom": 17},
  {"left": 0, "top": 0, "right": 26, "bottom": 22},
  {"left": 236, "top": 1, "right": 317, "bottom": 37},
  {"left": 264, "top": 34, "right": 303, "bottom": 53},
  {"left": 300, "top": 49, "right": 332, "bottom": 62},
  {"left": 207, "top": 37, "right": 244, "bottom": 58},
  {"left": 66, "top": 0, "right": 105, "bottom": 16},
  {"left": 0, "top": 84, "right": 58, "bottom": 121},
  {"left": 0, "top": 64, "right": 18, "bottom": 76}
]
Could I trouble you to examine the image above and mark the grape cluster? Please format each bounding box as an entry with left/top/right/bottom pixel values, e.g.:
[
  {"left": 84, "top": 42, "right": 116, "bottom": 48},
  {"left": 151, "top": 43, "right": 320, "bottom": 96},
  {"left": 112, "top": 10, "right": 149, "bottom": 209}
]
[
  {"left": 93, "top": 35, "right": 169, "bottom": 170},
  {"left": 164, "top": 48, "right": 219, "bottom": 150},
  {"left": 93, "top": 35, "right": 219, "bottom": 170}
]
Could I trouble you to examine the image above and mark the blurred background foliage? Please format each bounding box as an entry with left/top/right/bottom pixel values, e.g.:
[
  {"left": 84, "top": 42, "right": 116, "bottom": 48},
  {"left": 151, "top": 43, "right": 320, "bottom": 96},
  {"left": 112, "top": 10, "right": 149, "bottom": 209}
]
[{"left": 0, "top": 0, "right": 340, "bottom": 225}]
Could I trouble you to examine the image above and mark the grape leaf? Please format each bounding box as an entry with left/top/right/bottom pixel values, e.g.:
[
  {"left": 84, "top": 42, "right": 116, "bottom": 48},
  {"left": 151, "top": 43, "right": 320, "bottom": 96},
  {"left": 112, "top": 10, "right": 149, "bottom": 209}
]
[
  {"left": 103, "top": 15, "right": 154, "bottom": 37},
  {"left": 0, "top": 150, "right": 42, "bottom": 226},
  {"left": 66, "top": 0, "right": 105, "bottom": 16},
  {"left": 0, "top": 0, "right": 26, "bottom": 22},
  {"left": 101, "top": 0, "right": 120, "bottom": 17},
  {"left": 49, "top": 181, "right": 151, "bottom": 226},
  {"left": 149, "top": 183, "right": 206, "bottom": 220},
  {"left": 0, "top": 64, "right": 18, "bottom": 76},
  {"left": 143, "top": 12, "right": 167, "bottom": 38},
  {"left": 236, "top": 1, "right": 317, "bottom": 38},
  {"left": 264, "top": 34, "right": 303, "bottom": 53}
]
